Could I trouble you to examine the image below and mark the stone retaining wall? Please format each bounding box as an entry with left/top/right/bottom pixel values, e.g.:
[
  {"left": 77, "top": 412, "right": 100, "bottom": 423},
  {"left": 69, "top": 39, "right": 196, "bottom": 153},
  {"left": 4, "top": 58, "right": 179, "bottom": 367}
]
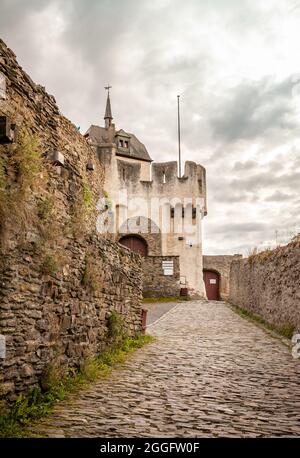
[
  {"left": 143, "top": 256, "right": 180, "bottom": 297},
  {"left": 0, "top": 39, "right": 143, "bottom": 404},
  {"left": 229, "top": 240, "right": 300, "bottom": 331}
]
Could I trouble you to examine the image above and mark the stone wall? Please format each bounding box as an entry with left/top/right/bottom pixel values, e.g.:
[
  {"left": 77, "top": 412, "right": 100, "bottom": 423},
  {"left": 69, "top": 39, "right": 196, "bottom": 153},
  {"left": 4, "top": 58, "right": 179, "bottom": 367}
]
[
  {"left": 142, "top": 256, "right": 180, "bottom": 298},
  {"left": 0, "top": 39, "right": 143, "bottom": 404},
  {"left": 203, "top": 254, "right": 242, "bottom": 300},
  {"left": 229, "top": 240, "right": 300, "bottom": 331}
]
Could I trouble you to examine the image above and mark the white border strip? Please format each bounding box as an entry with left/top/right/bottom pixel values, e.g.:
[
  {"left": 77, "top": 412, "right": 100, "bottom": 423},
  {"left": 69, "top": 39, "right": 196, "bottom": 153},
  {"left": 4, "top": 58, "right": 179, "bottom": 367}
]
[{"left": 146, "top": 302, "right": 182, "bottom": 329}]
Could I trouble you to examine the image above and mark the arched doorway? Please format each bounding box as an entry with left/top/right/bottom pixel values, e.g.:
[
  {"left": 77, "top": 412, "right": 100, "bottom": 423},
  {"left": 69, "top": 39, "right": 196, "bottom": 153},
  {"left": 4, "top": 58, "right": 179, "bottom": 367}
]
[
  {"left": 119, "top": 216, "right": 161, "bottom": 256},
  {"left": 203, "top": 269, "right": 220, "bottom": 300},
  {"left": 119, "top": 235, "right": 148, "bottom": 256}
]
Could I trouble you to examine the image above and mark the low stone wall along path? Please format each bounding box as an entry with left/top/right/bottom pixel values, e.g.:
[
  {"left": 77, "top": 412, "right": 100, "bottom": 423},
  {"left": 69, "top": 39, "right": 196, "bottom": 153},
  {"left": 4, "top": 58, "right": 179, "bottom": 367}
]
[{"left": 33, "top": 301, "right": 300, "bottom": 437}]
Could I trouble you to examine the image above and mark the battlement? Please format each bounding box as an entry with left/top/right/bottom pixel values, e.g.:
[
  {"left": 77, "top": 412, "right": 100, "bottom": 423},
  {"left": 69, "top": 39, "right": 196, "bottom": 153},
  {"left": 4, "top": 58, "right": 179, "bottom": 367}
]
[
  {"left": 151, "top": 160, "right": 205, "bottom": 187},
  {"left": 115, "top": 156, "right": 206, "bottom": 196}
]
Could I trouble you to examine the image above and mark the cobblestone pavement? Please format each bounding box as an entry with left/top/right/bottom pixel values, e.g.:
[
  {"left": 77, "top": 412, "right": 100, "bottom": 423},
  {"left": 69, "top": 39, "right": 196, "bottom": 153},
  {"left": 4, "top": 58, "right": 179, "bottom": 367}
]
[{"left": 32, "top": 301, "right": 300, "bottom": 437}]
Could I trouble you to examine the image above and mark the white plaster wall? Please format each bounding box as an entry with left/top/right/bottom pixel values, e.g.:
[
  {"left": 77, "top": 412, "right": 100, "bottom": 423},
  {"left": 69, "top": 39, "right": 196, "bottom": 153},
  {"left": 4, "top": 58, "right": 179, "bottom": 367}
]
[{"left": 99, "top": 148, "right": 207, "bottom": 296}]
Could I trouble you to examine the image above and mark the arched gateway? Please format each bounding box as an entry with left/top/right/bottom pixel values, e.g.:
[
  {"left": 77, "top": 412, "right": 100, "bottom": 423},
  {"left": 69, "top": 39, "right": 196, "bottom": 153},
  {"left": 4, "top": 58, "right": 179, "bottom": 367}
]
[{"left": 119, "top": 235, "right": 148, "bottom": 256}]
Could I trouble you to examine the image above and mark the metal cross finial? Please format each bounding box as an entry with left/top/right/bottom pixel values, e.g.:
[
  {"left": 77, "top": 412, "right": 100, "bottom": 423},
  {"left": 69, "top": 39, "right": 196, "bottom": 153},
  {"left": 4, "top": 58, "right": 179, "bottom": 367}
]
[{"left": 104, "top": 84, "right": 112, "bottom": 94}]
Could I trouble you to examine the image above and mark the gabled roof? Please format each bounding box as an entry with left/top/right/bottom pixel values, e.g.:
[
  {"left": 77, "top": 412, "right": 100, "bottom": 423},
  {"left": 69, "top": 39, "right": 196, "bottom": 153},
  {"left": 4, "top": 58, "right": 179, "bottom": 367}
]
[
  {"left": 85, "top": 125, "right": 152, "bottom": 162},
  {"left": 85, "top": 125, "right": 110, "bottom": 144},
  {"left": 122, "top": 132, "right": 152, "bottom": 162},
  {"left": 115, "top": 129, "right": 130, "bottom": 138}
]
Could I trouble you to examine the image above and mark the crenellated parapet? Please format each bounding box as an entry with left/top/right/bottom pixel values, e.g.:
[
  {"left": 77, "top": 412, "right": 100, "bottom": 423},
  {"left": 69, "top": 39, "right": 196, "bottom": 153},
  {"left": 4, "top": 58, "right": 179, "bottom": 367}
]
[
  {"left": 114, "top": 157, "right": 207, "bottom": 215},
  {"left": 151, "top": 160, "right": 206, "bottom": 195}
]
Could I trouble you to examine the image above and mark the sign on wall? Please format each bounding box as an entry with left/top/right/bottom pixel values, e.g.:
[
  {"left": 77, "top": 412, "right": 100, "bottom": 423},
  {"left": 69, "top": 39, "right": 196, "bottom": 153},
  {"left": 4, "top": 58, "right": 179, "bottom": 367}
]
[
  {"left": 0, "top": 72, "right": 6, "bottom": 100},
  {"left": 162, "top": 260, "right": 174, "bottom": 276}
]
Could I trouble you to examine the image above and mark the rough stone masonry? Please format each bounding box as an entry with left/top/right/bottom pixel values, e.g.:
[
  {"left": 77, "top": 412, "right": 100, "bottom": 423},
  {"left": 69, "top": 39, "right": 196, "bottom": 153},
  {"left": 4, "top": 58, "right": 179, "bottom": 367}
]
[
  {"left": 229, "top": 239, "right": 300, "bottom": 331},
  {"left": 0, "top": 39, "right": 143, "bottom": 405}
]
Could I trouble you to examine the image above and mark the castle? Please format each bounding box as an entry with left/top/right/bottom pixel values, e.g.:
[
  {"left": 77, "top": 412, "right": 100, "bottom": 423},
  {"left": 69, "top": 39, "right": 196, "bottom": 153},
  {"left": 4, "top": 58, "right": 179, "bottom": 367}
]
[{"left": 85, "top": 89, "right": 207, "bottom": 297}]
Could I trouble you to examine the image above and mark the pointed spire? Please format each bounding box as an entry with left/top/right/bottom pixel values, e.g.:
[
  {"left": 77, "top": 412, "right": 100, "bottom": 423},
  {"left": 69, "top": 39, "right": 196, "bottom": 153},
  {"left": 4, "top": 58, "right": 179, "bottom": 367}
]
[{"left": 104, "top": 85, "right": 113, "bottom": 128}]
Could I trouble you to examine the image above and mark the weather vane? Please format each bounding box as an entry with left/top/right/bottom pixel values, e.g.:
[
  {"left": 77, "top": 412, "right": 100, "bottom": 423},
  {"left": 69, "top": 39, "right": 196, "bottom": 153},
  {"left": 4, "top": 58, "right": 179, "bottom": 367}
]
[{"left": 104, "top": 84, "right": 112, "bottom": 95}]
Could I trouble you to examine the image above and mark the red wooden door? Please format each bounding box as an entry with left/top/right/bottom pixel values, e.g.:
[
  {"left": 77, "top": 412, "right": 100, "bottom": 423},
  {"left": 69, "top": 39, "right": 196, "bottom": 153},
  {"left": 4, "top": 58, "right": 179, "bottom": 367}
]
[
  {"left": 119, "top": 235, "right": 148, "bottom": 256},
  {"left": 203, "top": 270, "right": 220, "bottom": 300}
]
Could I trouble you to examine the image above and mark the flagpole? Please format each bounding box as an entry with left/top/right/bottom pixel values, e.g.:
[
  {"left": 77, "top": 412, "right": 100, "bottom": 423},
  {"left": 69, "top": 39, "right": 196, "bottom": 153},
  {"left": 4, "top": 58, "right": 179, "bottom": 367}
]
[{"left": 177, "top": 95, "right": 181, "bottom": 177}]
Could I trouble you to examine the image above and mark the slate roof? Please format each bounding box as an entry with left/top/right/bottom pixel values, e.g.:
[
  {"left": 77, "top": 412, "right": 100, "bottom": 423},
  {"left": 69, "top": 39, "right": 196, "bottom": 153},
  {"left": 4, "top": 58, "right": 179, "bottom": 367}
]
[
  {"left": 85, "top": 125, "right": 152, "bottom": 162},
  {"left": 85, "top": 125, "right": 110, "bottom": 144}
]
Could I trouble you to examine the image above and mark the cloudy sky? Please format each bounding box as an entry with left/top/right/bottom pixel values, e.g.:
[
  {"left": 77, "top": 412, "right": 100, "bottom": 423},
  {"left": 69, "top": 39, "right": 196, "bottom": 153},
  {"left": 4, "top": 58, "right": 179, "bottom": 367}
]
[{"left": 1, "top": 0, "right": 300, "bottom": 254}]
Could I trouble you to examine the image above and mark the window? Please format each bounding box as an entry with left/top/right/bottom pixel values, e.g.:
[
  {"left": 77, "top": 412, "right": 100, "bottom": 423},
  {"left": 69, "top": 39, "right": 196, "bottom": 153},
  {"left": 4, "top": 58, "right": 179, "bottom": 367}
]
[
  {"left": 124, "top": 140, "right": 129, "bottom": 148},
  {"left": 119, "top": 139, "right": 124, "bottom": 147}
]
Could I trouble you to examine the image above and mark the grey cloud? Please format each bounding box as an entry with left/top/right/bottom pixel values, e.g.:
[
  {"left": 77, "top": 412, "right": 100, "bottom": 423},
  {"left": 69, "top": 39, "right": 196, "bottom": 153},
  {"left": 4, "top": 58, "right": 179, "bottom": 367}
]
[
  {"left": 209, "top": 77, "right": 299, "bottom": 144},
  {"left": 292, "top": 157, "right": 300, "bottom": 171},
  {"left": 264, "top": 191, "right": 296, "bottom": 202},
  {"left": 209, "top": 222, "right": 266, "bottom": 235},
  {"left": 268, "top": 159, "right": 288, "bottom": 173},
  {"left": 229, "top": 170, "right": 300, "bottom": 193},
  {"left": 0, "top": 0, "right": 50, "bottom": 70},
  {"left": 211, "top": 187, "right": 258, "bottom": 203},
  {"left": 232, "top": 160, "right": 258, "bottom": 172}
]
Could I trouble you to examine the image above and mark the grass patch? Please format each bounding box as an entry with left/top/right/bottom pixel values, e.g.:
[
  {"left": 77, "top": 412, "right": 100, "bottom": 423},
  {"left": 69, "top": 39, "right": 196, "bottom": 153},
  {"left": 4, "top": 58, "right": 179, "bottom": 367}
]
[
  {"left": 13, "top": 132, "right": 42, "bottom": 193},
  {"left": 229, "top": 303, "right": 295, "bottom": 339},
  {"left": 83, "top": 181, "right": 93, "bottom": 210},
  {"left": 37, "top": 196, "right": 55, "bottom": 220},
  {"left": 40, "top": 254, "right": 59, "bottom": 275},
  {"left": 143, "top": 296, "right": 187, "bottom": 303},
  {"left": 71, "top": 182, "right": 94, "bottom": 239},
  {"left": 0, "top": 334, "right": 154, "bottom": 438},
  {"left": 107, "top": 309, "right": 127, "bottom": 343}
]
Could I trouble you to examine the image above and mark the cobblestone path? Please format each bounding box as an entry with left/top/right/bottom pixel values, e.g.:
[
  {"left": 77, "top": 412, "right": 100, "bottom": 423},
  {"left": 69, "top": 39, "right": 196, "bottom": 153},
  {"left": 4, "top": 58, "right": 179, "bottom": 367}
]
[{"left": 33, "top": 301, "right": 300, "bottom": 437}]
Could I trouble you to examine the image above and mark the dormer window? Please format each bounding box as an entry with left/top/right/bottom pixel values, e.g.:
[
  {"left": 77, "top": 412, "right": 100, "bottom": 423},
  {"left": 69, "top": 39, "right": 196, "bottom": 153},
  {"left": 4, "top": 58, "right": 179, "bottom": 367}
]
[{"left": 118, "top": 138, "right": 129, "bottom": 149}]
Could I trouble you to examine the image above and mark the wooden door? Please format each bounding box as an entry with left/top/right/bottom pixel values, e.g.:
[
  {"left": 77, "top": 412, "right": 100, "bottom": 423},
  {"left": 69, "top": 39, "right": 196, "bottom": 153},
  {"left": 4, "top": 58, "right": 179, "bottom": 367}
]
[
  {"left": 119, "top": 235, "right": 148, "bottom": 256},
  {"left": 203, "top": 270, "right": 220, "bottom": 300}
]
